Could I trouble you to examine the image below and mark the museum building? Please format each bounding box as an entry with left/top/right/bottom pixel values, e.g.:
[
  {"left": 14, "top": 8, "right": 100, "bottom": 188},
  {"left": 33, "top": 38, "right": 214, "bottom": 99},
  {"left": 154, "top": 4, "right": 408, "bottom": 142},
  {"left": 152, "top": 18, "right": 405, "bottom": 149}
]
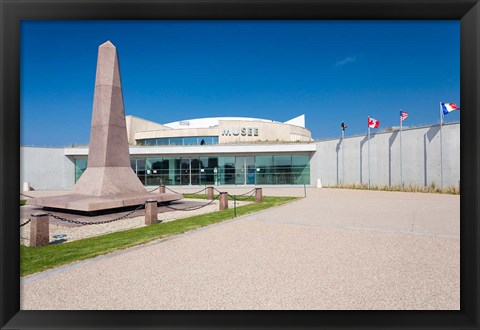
[{"left": 68, "top": 114, "right": 315, "bottom": 187}]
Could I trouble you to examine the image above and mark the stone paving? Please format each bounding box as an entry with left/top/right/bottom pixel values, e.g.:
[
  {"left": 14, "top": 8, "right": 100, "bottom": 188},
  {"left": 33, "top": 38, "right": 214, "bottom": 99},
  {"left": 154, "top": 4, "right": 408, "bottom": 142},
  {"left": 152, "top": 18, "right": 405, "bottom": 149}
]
[{"left": 20, "top": 187, "right": 459, "bottom": 310}]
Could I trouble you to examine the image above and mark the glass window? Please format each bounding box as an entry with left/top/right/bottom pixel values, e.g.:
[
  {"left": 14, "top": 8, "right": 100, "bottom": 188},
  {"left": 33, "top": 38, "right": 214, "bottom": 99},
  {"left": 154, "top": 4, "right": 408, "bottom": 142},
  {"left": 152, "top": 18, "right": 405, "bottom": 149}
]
[
  {"left": 255, "top": 156, "right": 273, "bottom": 168},
  {"left": 180, "top": 158, "right": 190, "bottom": 185},
  {"left": 255, "top": 156, "right": 273, "bottom": 184},
  {"left": 190, "top": 158, "right": 200, "bottom": 185},
  {"left": 135, "top": 158, "right": 146, "bottom": 184},
  {"left": 199, "top": 156, "right": 218, "bottom": 185},
  {"left": 183, "top": 137, "right": 198, "bottom": 145},
  {"left": 235, "top": 157, "right": 245, "bottom": 184},
  {"left": 292, "top": 155, "right": 309, "bottom": 167},
  {"left": 273, "top": 156, "right": 292, "bottom": 184},
  {"left": 292, "top": 155, "right": 310, "bottom": 184},
  {"left": 162, "top": 158, "right": 177, "bottom": 185},
  {"left": 169, "top": 138, "right": 183, "bottom": 146},
  {"left": 146, "top": 158, "right": 163, "bottom": 186},
  {"left": 218, "top": 156, "right": 236, "bottom": 185},
  {"left": 137, "top": 136, "right": 219, "bottom": 146},
  {"left": 75, "top": 154, "right": 309, "bottom": 187},
  {"left": 144, "top": 139, "right": 156, "bottom": 146},
  {"left": 245, "top": 156, "right": 255, "bottom": 185},
  {"left": 274, "top": 155, "right": 291, "bottom": 167},
  {"left": 74, "top": 158, "right": 87, "bottom": 182}
]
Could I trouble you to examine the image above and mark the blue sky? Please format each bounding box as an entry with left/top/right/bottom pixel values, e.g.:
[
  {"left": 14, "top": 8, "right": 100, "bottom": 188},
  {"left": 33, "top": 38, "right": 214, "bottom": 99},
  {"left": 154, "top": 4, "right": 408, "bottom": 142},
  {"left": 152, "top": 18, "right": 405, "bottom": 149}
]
[{"left": 21, "top": 20, "right": 460, "bottom": 146}]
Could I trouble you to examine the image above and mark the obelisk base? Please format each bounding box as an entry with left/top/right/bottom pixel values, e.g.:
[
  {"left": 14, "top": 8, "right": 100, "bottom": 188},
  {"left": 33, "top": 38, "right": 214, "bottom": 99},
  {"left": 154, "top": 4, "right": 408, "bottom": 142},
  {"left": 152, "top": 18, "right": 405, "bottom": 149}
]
[
  {"left": 73, "top": 167, "right": 147, "bottom": 196},
  {"left": 27, "top": 192, "right": 183, "bottom": 213}
]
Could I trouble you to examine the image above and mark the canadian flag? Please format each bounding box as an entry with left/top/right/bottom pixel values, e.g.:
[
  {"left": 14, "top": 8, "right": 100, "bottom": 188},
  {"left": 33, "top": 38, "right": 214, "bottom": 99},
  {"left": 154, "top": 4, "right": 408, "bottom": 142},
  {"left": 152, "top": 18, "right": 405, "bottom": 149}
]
[{"left": 368, "top": 116, "right": 380, "bottom": 128}]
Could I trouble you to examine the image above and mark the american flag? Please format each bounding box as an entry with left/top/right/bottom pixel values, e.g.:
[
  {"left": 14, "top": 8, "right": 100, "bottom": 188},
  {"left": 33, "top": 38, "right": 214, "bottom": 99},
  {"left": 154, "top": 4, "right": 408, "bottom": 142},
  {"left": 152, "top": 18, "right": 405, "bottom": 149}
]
[{"left": 400, "top": 111, "right": 408, "bottom": 122}]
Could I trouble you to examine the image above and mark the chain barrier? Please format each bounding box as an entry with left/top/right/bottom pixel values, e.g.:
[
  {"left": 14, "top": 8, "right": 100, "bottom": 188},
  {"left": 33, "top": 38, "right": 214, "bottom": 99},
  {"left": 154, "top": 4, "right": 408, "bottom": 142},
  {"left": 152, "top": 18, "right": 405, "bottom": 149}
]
[
  {"left": 184, "top": 187, "right": 208, "bottom": 195},
  {"left": 147, "top": 185, "right": 161, "bottom": 192},
  {"left": 47, "top": 203, "right": 145, "bottom": 226},
  {"left": 165, "top": 186, "right": 181, "bottom": 194},
  {"left": 227, "top": 190, "right": 256, "bottom": 201},
  {"left": 237, "top": 188, "right": 257, "bottom": 196},
  {"left": 20, "top": 192, "right": 35, "bottom": 199},
  {"left": 213, "top": 187, "right": 224, "bottom": 194},
  {"left": 165, "top": 186, "right": 209, "bottom": 195},
  {"left": 20, "top": 219, "right": 32, "bottom": 227},
  {"left": 163, "top": 194, "right": 220, "bottom": 211},
  {"left": 213, "top": 187, "right": 256, "bottom": 200}
]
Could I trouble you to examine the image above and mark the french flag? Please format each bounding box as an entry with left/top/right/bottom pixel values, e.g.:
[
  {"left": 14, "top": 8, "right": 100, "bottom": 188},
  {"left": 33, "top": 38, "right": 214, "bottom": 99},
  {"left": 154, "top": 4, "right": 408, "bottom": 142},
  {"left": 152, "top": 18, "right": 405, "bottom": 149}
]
[
  {"left": 441, "top": 102, "right": 460, "bottom": 115},
  {"left": 368, "top": 116, "right": 380, "bottom": 128}
]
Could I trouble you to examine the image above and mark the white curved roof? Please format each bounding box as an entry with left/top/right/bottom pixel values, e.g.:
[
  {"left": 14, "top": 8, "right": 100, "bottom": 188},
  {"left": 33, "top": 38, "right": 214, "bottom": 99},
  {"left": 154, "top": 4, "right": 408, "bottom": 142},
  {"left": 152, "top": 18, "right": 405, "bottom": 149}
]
[{"left": 164, "top": 117, "right": 277, "bottom": 129}]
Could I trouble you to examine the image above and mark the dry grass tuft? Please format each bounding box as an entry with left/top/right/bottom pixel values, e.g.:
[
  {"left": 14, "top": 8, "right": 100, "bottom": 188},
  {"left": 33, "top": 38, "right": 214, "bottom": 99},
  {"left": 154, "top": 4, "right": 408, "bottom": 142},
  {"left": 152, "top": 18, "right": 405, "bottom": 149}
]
[{"left": 328, "top": 183, "right": 459, "bottom": 195}]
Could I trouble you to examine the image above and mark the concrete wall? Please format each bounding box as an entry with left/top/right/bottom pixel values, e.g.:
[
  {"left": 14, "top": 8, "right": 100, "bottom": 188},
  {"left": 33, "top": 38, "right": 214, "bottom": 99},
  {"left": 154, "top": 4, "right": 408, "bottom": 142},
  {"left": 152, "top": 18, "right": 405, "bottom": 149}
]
[
  {"left": 310, "top": 123, "right": 460, "bottom": 188},
  {"left": 20, "top": 146, "right": 75, "bottom": 191}
]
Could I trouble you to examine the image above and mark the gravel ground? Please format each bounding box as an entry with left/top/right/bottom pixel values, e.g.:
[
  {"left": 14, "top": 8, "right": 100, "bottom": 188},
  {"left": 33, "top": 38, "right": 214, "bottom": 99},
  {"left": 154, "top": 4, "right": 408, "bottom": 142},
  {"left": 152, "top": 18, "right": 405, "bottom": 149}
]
[
  {"left": 20, "top": 198, "right": 251, "bottom": 246},
  {"left": 20, "top": 188, "right": 459, "bottom": 310}
]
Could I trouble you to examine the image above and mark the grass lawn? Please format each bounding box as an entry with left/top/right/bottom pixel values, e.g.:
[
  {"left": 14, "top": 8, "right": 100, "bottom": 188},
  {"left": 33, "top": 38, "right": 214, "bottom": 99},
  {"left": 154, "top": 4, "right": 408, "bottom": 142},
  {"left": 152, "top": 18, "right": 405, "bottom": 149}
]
[
  {"left": 20, "top": 199, "right": 26, "bottom": 206},
  {"left": 20, "top": 196, "right": 298, "bottom": 277}
]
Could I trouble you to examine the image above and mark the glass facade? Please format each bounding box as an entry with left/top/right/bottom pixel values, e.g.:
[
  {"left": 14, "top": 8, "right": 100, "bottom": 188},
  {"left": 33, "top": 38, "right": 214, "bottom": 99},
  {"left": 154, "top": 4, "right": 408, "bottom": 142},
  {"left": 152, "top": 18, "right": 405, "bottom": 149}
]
[
  {"left": 137, "top": 136, "right": 219, "bottom": 146},
  {"left": 74, "top": 154, "right": 310, "bottom": 185}
]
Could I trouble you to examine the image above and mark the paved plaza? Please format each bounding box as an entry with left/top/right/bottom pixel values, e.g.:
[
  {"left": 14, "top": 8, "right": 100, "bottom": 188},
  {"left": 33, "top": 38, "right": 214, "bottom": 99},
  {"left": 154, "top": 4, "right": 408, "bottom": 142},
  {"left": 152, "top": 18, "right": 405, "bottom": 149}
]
[{"left": 20, "top": 188, "right": 459, "bottom": 310}]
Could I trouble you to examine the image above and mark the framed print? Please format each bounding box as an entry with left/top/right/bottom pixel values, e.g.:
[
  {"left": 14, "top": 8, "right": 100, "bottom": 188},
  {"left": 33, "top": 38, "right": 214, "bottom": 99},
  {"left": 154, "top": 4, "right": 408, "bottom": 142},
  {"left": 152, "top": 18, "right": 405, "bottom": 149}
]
[{"left": 1, "top": 0, "right": 479, "bottom": 329}]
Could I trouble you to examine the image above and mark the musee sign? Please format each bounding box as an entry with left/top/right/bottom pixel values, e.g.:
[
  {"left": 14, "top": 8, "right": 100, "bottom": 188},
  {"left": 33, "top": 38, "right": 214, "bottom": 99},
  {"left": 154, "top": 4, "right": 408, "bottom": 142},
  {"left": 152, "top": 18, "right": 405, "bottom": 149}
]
[{"left": 221, "top": 127, "right": 259, "bottom": 137}]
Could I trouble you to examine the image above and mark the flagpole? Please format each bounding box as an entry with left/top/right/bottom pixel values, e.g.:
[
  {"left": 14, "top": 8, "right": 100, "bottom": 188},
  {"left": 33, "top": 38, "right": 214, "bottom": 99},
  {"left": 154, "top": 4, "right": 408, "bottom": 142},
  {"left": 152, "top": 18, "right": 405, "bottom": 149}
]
[
  {"left": 342, "top": 128, "right": 345, "bottom": 185},
  {"left": 368, "top": 120, "right": 371, "bottom": 189},
  {"left": 400, "top": 112, "right": 403, "bottom": 188},
  {"left": 439, "top": 102, "right": 444, "bottom": 189}
]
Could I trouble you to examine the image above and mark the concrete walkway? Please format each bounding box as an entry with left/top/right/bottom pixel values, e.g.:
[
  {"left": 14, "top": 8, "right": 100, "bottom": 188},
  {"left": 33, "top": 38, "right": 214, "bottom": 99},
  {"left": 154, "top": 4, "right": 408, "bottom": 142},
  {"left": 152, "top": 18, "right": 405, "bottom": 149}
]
[{"left": 20, "top": 188, "right": 459, "bottom": 310}]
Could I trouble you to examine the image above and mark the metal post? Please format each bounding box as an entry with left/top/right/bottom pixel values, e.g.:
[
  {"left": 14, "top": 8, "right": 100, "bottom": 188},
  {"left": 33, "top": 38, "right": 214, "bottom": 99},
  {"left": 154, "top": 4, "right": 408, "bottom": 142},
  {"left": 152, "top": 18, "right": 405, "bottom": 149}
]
[
  {"left": 439, "top": 102, "right": 444, "bottom": 189},
  {"left": 400, "top": 117, "right": 403, "bottom": 188},
  {"left": 189, "top": 157, "right": 192, "bottom": 186},
  {"left": 368, "top": 125, "right": 371, "bottom": 189},
  {"left": 342, "top": 129, "right": 345, "bottom": 185},
  {"left": 304, "top": 183, "right": 306, "bottom": 197},
  {"left": 234, "top": 195, "right": 237, "bottom": 218},
  {"left": 159, "top": 185, "right": 166, "bottom": 193}
]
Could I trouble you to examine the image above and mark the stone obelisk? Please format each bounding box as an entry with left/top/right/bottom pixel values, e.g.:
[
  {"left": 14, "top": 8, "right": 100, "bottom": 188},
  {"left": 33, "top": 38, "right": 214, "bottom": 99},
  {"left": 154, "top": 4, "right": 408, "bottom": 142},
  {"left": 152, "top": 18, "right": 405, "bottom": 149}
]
[
  {"left": 28, "top": 41, "right": 182, "bottom": 212},
  {"left": 73, "top": 41, "right": 146, "bottom": 196}
]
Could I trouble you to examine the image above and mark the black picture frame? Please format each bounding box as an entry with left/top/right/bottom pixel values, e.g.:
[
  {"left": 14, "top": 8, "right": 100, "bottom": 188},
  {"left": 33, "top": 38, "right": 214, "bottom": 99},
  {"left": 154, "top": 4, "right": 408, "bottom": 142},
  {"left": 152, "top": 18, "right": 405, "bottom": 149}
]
[{"left": 1, "top": 0, "right": 478, "bottom": 329}]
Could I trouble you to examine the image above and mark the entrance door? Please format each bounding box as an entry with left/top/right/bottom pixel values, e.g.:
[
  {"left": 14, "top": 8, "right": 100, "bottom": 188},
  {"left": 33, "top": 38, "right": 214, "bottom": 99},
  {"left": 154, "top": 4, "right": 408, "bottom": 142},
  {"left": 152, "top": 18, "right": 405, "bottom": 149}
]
[
  {"left": 235, "top": 157, "right": 245, "bottom": 185},
  {"left": 191, "top": 158, "right": 200, "bottom": 185}
]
